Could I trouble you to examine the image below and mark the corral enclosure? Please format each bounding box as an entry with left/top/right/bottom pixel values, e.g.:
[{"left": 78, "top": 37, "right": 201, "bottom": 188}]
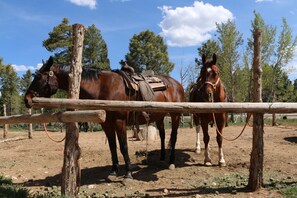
[{"left": 0, "top": 124, "right": 296, "bottom": 197}]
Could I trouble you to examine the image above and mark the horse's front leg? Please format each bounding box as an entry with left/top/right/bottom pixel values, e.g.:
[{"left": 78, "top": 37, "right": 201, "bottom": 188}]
[
  {"left": 216, "top": 113, "right": 226, "bottom": 167},
  {"left": 193, "top": 115, "right": 201, "bottom": 154},
  {"left": 201, "top": 120, "right": 212, "bottom": 166},
  {"left": 115, "top": 119, "right": 133, "bottom": 180},
  {"left": 195, "top": 125, "right": 201, "bottom": 154},
  {"left": 101, "top": 123, "right": 119, "bottom": 178}
]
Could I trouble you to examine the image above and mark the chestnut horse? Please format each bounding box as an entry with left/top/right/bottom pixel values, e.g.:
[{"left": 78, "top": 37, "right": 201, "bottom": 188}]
[
  {"left": 189, "top": 54, "right": 228, "bottom": 166},
  {"left": 24, "top": 57, "right": 185, "bottom": 180}
]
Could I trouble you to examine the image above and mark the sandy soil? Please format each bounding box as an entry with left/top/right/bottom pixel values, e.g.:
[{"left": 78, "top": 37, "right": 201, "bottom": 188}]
[{"left": 0, "top": 124, "right": 296, "bottom": 197}]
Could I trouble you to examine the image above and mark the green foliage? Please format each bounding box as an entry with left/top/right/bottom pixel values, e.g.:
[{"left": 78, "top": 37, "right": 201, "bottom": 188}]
[
  {"left": 281, "top": 185, "right": 297, "bottom": 197},
  {"left": 233, "top": 54, "right": 250, "bottom": 102},
  {"left": 20, "top": 70, "right": 33, "bottom": 94},
  {"left": 43, "top": 18, "right": 72, "bottom": 65},
  {"left": 0, "top": 65, "right": 21, "bottom": 115},
  {"left": 124, "top": 30, "right": 174, "bottom": 75},
  {"left": 43, "top": 18, "right": 110, "bottom": 70},
  {"left": 248, "top": 12, "right": 297, "bottom": 102},
  {"left": 248, "top": 11, "right": 276, "bottom": 64},
  {"left": 84, "top": 24, "right": 110, "bottom": 70},
  {"left": 216, "top": 19, "right": 244, "bottom": 102},
  {"left": 0, "top": 176, "right": 29, "bottom": 198}
]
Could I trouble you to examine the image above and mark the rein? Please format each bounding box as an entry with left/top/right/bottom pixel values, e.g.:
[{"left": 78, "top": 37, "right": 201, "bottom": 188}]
[
  {"left": 212, "top": 112, "right": 252, "bottom": 141},
  {"left": 43, "top": 123, "right": 66, "bottom": 143}
]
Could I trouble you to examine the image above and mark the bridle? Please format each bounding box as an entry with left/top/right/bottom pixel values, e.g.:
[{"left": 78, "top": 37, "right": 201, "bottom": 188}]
[{"left": 30, "top": 70, "right": 58, "bottom": 97}]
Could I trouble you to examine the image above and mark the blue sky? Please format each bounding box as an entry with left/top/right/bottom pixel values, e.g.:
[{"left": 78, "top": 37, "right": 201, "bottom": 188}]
[{"left": 0, "top": 0, "right": 297, "bottom": 82}]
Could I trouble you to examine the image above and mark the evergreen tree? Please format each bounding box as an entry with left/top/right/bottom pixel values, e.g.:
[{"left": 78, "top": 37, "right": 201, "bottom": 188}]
[
  {"left": 234, "top": 51, "right": 250, "bottom": 102},
  {"left": 84, "top": 24, "right": 110, "bottom": 70},
  {"left": 0, "top": 65, "right": 20, "bottom": 115},
  {"left": 20, "top": 70, "right": 33, "bottom": 94},
  {"left": 43, "top": 18, "right": 72, "bottom": 65},
  {"left": 216, "top": 19, "right": 243, "bottom": 103},
  {"left": 248, "top": 11, "right": 276, "bottom": 64},
  {"left": 124, "top": 30, "right": 174, "bottom": 75},
  {"left": 43, "top": 18, "right": 110, "bottom": 69},
  {"left": 248, "top": 13, "right": 297, "bottom": 103}
]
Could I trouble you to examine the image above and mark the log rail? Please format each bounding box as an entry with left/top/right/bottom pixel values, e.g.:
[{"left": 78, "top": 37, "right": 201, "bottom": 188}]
[{"left": 31, "top": 97, "right": 297, "bottom": 114}]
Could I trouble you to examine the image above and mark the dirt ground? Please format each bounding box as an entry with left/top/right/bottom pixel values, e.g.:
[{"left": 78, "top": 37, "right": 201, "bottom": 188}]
[{"left": 0, "top": 124, "right": 297, "bottom": 197}]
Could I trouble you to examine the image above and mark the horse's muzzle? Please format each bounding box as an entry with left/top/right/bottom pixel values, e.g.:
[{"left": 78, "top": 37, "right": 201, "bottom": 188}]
[
  {"left": 208, "top": 92, "right": 214, "bottom": 102},
  {"left": 24, "top": 92, "right": 33, "bottom": 108}
]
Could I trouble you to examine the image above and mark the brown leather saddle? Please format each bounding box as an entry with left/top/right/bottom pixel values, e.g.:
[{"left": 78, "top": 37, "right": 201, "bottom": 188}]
[{"left": 116, "top": 65, "right": 168, "bottom": 101}]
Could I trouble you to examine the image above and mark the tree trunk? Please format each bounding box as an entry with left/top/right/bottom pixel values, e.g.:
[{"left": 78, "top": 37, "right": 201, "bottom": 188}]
[
  {"left": 248, "top": 28, "right": 264, "bottom": 191},
  {"left": 61, "top": 24, "right": 84, "bottom": 197}
]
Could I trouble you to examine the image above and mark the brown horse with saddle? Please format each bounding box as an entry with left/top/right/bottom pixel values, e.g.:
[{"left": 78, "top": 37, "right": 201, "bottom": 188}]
[{"left": 24, "top": 57, "right": 185, "bottom": 181}]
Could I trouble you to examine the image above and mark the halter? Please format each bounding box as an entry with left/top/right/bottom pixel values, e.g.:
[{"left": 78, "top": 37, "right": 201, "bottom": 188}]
[{"left": 204, "top": 77, "right": 220, "bottom": 91}]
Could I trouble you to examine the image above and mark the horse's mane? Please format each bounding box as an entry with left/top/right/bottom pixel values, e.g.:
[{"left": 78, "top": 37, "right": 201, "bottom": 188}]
[{"left": 56, "top": 64, "right": 102, "bottom": 80}]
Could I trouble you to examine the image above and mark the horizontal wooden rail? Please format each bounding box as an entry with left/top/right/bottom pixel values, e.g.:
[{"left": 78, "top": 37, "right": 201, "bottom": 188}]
[
  {"left": 0, "top": 110, "right": 105, "bottom": 124},
  {"left": 31, "top": 97, "right": 297, "bottom": 114}
]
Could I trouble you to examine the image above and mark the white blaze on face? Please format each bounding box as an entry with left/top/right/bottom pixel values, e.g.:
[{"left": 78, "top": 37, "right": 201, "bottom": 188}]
[{"left": 207, "top": 67, "right": 212, "bottom": 73}]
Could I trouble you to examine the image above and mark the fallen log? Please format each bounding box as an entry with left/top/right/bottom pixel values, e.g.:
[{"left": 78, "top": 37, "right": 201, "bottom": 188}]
[{"left": 0, "top": 136, "right": 27, "bottom": 143}]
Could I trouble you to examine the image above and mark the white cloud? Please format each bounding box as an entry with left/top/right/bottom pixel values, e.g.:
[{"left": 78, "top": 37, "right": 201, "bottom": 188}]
[
  {"left": 67, "top": 0, "right": 96, "bottom": 9},
  {"left": 12, "top": 64, "right": 40, "bottom": 72},
  {"left": 255, "top": 0, "right": 273, "bottom": 2},
  {"left": 158, "top": 1, "right": 234, "bottom": 47},
  {"left": 110, "top": 0, "right": 131, "bottom": 2}
]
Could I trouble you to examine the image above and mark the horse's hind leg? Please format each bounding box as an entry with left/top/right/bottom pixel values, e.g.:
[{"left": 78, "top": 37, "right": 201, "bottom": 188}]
[
  {"left": 115, "top": 119, "right": 133, "bottom": 179},
  {"left": 156, "top": 119, "right": 166, "bottom": 161},
  {"left": 101, "top": 123, "right": 119, "bottom": 178},
  {"left": 167, "top": 113, "right": 180, "bottom": 169}
]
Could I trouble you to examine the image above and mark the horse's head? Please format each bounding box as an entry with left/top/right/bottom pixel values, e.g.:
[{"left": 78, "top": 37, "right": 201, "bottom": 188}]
[
  {"left": 24, "top": 56, "right": 59, "bottom": 108},
  {"left": 199, "top": 53, "right": 221, "bottom": 102}
]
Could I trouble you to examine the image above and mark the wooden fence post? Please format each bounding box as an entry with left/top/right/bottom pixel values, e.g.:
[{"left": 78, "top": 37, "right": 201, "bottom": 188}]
[
  {"left": 3, "top": 104, "right": 8, "bottom": 138},
  {"left": 248, "top": 28, "right": 264, "bottom": 191},
  {"left": 61, "top": 24, "right": 84, "bottom": 196},
  {"left": 28, "top": 108, "right": 32, "bottom": 139}
]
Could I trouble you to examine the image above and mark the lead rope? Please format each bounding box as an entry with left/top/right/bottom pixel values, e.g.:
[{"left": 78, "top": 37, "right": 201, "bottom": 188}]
[
  {"left": 212, "top": 113, "right": 252, "bottom": 141},
  {"left": 43, "top": 123, "right": 66, "bottom": 143},
  {"left": 145, "top": 113, "right": 150, "bottom": 164}
]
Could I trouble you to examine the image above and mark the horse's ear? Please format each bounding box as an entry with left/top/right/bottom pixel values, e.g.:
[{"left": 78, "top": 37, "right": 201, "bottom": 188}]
[
  {"left": 47, "top": 56, "right": 54, "bottom": 67},
  {"left": 202, "top": 54, "right": 206, "bottom": 64},
  {"left": 40, "top": 56, "right": 54, "bottom": 72},
  {"left": 212, "top": 54, "right": 217, "bottom": 64}
]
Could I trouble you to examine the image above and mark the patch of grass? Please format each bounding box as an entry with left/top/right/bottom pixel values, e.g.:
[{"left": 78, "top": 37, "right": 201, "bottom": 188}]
[
  {"left": 281, "top": 185, "right": 297, "bottom": 197},
  {"left": 0, "top": 176, "right": 29, "bottom": 198}
]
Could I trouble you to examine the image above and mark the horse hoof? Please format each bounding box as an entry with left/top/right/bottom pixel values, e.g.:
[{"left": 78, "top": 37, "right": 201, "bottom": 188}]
[
  {"left": 205, "top": 162, "right": 212, "bottom": 166},
  {"left": 195, "top": 149, "right": 201, "bottom": 154},
  {"left": 219, "top": 162, "right": 226, "bottom": 167},
  {"left": 106, "top": 175, "right": 117, "bottom": 182},
  {"left": 169, "top": 164, "right": 175, "bottom": 170}
]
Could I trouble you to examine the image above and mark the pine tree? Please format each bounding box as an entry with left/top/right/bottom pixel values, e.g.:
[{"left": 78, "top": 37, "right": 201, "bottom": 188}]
[
  {"left": 0, "top": 65, "right": 20, "bottom": 115},
  {"left": 43, "top": 18, "right": 110, "bottom": 69},
  {"left": 84, "top": 24, "right": 110, "bottom": 70},
  {"left": 124, "top": 30, "right": 174, "bottom": 75},
  {"left": 216, "top": 19, "right": 243, "bottom": 103}
]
